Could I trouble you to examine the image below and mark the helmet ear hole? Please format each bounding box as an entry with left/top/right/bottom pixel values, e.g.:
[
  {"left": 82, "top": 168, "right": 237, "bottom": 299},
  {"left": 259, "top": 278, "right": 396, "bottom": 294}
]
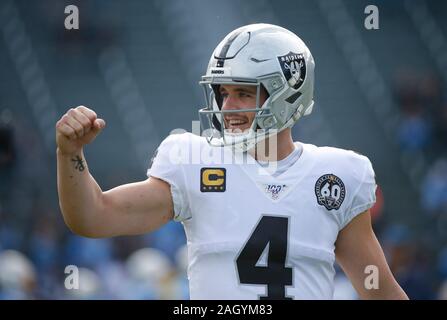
[{"left": 285, "top": 91, "right": 302, "bottom": 104}]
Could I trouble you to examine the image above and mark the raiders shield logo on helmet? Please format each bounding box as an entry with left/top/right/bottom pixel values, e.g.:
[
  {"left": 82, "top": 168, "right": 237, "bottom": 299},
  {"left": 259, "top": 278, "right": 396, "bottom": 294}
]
[{"left": 277, "top": 51, "right": 306, "bottom": 90}]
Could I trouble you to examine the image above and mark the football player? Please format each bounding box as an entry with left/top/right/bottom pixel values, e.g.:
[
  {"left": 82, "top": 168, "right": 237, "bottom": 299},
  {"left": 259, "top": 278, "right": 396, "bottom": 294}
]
[{"left": 56, "top": 23, "right": 408, "bottom": 299}]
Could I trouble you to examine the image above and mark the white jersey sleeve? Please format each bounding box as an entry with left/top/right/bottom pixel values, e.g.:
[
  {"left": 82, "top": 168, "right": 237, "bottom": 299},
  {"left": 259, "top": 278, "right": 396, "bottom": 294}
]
[
  {"left": 147, "top": 134, "right": 192, "bottom": 222},
  {"left": 341, "top": 154, "right": 377, "bottom": 229}
]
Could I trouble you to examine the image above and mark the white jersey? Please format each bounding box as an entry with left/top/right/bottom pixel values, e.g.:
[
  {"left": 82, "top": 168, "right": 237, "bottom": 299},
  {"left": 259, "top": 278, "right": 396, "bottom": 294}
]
[{"left": 147, "top": 133, "right": 376, "bottom": 300}]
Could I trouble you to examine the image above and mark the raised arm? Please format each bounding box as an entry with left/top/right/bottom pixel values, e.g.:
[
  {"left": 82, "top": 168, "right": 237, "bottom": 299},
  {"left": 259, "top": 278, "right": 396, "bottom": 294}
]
[
  {"left": 56, "top": 106, "right": 174, "bottom": 238},
  {"left": 335, "top": 210, "right": 409, "bottom": 300}
]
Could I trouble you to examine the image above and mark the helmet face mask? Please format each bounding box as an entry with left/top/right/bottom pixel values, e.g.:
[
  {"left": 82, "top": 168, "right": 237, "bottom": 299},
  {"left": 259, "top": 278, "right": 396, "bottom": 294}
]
[
  {"left": 199, "top": 76, "right": 282, "bottom": 151},
  {"left": 198, "top": 23, "right": 315, "bottom": 152}
]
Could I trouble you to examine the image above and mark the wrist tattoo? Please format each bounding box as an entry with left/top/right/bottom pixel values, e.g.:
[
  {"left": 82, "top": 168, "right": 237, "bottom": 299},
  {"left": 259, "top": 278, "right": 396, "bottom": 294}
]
[{"left": 71, "top": 155, "right": 85, "bottom": 172}]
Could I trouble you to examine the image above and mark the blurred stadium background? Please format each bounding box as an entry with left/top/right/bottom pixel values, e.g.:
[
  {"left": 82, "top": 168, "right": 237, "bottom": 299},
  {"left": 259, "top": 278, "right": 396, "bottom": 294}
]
[{"left": 0, "top": 0, "right": 446, "bottom": 299}]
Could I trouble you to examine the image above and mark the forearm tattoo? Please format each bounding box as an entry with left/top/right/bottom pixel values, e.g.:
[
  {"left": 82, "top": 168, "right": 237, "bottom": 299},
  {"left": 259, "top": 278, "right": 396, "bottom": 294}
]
[{"left": 71, "top": 155, "right": 85, "bottom": 172}]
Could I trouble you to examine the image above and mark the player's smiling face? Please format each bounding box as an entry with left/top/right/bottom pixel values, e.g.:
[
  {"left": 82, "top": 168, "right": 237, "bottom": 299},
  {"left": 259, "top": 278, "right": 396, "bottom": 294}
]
[{"left": 220, "top": 84, "right": 268, "bottom": 133}]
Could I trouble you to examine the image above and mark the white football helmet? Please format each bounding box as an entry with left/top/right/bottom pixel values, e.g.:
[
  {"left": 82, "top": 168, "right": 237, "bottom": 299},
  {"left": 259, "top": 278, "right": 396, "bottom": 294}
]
[{"left": 199, "top": 23, "right": 315, "bottom": 152}]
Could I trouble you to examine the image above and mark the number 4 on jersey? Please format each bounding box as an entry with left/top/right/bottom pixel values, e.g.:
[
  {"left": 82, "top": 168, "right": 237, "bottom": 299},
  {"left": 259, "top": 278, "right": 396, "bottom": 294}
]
[{"left": 236, "top": 215, "right": 293, "bottom": 300}]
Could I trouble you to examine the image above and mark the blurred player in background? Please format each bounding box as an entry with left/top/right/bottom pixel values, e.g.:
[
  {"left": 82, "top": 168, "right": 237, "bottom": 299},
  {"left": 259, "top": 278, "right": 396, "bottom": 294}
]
[{"left": 56, "top": 23, "right": 408, "bottom": 299}]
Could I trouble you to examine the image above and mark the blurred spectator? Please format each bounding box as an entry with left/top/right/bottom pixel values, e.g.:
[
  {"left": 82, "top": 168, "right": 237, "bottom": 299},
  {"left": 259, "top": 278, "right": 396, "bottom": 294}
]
[
  {"left": 438, "top": 247, "right": 447, "bottom": 281},
  {"left": 419, "top": 73, "right": 447, "bottom": 149},
  {"left": 95, "top": 260, "right": 130, "bottom": 299},
  {"left": 0, "top": 250, "right": 36, "bottom": 299},
  {"left": 27, "top": 212, "right": 62, "bottom": 299},
  {"left": 65, "top": 267, "right": 103, "bottom": 300},
  {"left": 143, "top": 221, "right": 186, "bottom": 263},
  {"left": 63, "top": 235, "right": 113, "bottom": 271},
  {"left": 381, "top": 224, "right": 436, "bottom": 299},
  {"left": 29, "top": 213, "right": 60, "bottom": 273},
  {"left": 397, "top": 116, "right": 432, "bottom": 152},
  {"left": 394, "top": 71, "right": 434, "bottom": 152},
  {"left": 125, "top": 248, "right": 176, "bottom": 299},
  {"left": 394, "top": 69, "right": 447, "bottom": 155},
  {"left": 421, "top": 158, "right": 447, "bottom": 216},
  {"left": 0, "top": 222, "right": 22, "bottom": 252}
]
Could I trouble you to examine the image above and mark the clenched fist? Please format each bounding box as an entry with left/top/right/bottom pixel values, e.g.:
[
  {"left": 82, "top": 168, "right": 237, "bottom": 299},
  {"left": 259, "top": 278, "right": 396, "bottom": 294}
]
[{"left": 56, "top": 106, "right": 106, "bottom": 155}]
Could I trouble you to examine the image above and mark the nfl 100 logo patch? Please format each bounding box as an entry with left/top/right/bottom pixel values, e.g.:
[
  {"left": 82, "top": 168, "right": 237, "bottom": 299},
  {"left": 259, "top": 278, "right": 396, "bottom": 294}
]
[{"left": 264, "top": 184, "right": 288, "bottom": 201}]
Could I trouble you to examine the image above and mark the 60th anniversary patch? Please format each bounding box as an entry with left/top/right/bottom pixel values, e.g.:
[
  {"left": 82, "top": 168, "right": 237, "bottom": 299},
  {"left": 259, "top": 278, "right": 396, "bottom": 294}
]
[{"left": 315, "top": 174, "right": 345, "bottom": 210}]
